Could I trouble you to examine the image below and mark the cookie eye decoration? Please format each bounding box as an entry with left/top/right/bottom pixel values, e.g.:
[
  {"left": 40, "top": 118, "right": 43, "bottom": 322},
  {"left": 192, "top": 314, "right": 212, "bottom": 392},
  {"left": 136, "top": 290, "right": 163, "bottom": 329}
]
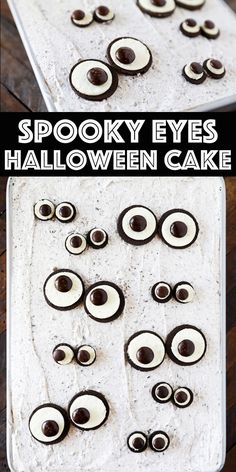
[
  {"left": 94, "top": 5, "right": 115, "bottom": 22},
  {"left": 52, "top": 344, "right": 74, "bottom": 365},
  {"left": 152, "top": 282, "right": 172, "bottom": 303},
  {"left": 71, "top": 10, "right": 93, "bottom": 27},
  {"left": 203, "top": 59, "right": 226, "bottom": 79},
  {"left": 87, "top": 228, "right": 108, "bottom": 249},
  {"left": 175, "top": 0, "right": 205, "bottom": 10},
  {"left": 127, "top": 432, "right": 148, "bottom": 453},
  {"left": 55, "top": 202, "right": 76, "bottom": 223},
  {"left": 158, "top": 209, "right": 199, "bottom": 249},
  {"left": 149, "top": 431, "right": 170, "bottom": 452},
  {"left": 200, "top": 20, "right": 220, "bottom": 39},
  {"left": 107, "top": 37, "right": 152, "bottom": 75},
  {"left": 137, "top": 0, "right": 176, "bottom": 18},
  {"left": 152, "top": 382, "right": 173, "bottom": 403},
  {"left": 117, "top": 205, "right": 157, "bottom": 246},
  {"left": 126, "top": 331, "right": 165, "bottom": 371},
  {"left": 84, "top": 281, "right": 125, "bottom": 322},
  {"left": 174, "top": 282, "right": 195, "bottom": 303},
  {"left": 70, "top": 60, "right": 118, "bottom": 101},
  {"left": 173, "top": 387, "right": 193, "bottom": 408},
  {"left": 76, "top": 345, "right": 96, "bottom": 366},
  {"left": 43, "top": 269, "right": 84, "bottom": 311},
  {"left": 65, "top": 233, "right": 87, "bottom": 255},
  {"left": 34, "top": 199, "right": 55, "bottom": 221},
  {"left": 166, "top": 325, "right": 207, "bottom": 366},
  {"left": 68, "top": 390, "right": 109, "bottom": 430},
  {"left": 182, "top": 62, "right": 207, "bottom": 84},
  {"left": 180, "top": 19, "right": 200, "bottom": 37},
  {"left": 29, "top": 404, "right": 70, "bottom": 445}
]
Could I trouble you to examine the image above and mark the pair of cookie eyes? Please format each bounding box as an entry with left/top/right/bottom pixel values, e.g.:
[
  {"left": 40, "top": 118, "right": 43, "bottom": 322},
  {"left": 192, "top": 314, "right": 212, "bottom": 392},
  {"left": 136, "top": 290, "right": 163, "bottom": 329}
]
[
  {"left": 152, "top": 383, "right": 193, "bottom": 408},
  {"left": 128, "top": 431, "right": 170, "bottom": 453},
  {"left": 152, "top": 281, "right": 195, "bottom": 303},
  {"left": 53, "top": 344, "right": 96, "bottom": 366},
  {"left": 71, "top": 6, "right": 114, "bottom": 27},
  {"left": 34, "top": 200, "right": 76, "bottom": 222},
  {"left": 66, "top": 228, "right": 108, "bottom": 254}
]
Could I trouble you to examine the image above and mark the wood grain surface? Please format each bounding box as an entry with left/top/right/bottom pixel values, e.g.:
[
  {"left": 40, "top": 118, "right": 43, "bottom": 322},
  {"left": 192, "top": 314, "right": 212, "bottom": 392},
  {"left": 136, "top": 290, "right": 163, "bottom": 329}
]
[
  {"left": 0, "top": 0, "right": 236, "bottom": 112},
  {"left": 0, "top": 176, "right": 235, "bottom": 470}
]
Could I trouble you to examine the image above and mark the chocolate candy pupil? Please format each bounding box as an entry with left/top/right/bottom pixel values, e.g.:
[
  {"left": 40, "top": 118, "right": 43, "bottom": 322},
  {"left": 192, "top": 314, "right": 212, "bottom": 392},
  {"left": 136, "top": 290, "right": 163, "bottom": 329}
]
[
  {"left": 92, "top": 230, "right": 105, "bottom": 243},
  {"left": 87, "top": 67, "right": 108, "bottom": 86},
  {"left": 70, "top": 235, "right": 82, "bottom": 248},
  {"left": 133, "top": 437, "right": 145, "bottom": 450},
  {"left": 90, "top": 288, "right": 108, "bottom": 306},
  {"left": 178, "top": 339, "right": 195, "bottom": 357},
  {"left": 170, "top": 221, "right": 187, "bottom": 238},
  {"left": 175, "top": 391, "right": 188, "bottom": 403},
  {"left": 78, "top": 349, "right": 90, "bottom": 363},
  {"left": 186, "top": 18, "right": 197, "bottom": 27},
  {"left": 97, "top": 5, "right": 110, "bottom": 16},
  {"left": 156, "top": 385, "right": 169, "bottom": 399},
  {"left": 136, "top": 346, "right": 154, "bottom": 364},
  {"left": 177, "top": 288, "right": 189, "bottom": 301},
  {"left": 55, "top": 275, "right": 73, "bottom": 292},
  {"left": 59, "top": 206, "right": 72, "bottom": 218},
  {"left": 73, "top": 407, "right": 90, "bottom": 424},
  {"left": 153, "top": 437, "right": 165, "bottom": 450},
  {"left": 205, "top": 20, "right": 215, "bottom": 29},
  {"left": 73, "top": 9, "right": 85, "bottom": 21},
  {"left": 42, "top": 420, "right": 59, "bottom": 437},
  {"left": 152, "top": 0, "right": 166, "bottom": 6},
  {"left": 190, "top": 62, "right": 203, "bottom": 75},
  {"left": 39, "top": 204, "right": 51, "bottom": 217},
  {"left": 156, "top": 285, "right": 169, "bottom": 299},
  {"left": 210, "top": 59, "right": 222, "bottom": 69},
  {"left": 53, "top": 349, "right": 66, "bottom": 362},
  {"left": 115, "top": 47, "right": 136, "bottom": 65},
  {"left": 129, "top": 215, "right": 147, "bottom": 232}
]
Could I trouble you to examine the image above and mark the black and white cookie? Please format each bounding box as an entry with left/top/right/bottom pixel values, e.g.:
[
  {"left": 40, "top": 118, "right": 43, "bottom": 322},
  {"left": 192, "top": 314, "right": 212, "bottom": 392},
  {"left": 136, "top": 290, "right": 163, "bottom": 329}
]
[
  {"left": 84, "top": 281, "right": 125, "bottom": 322},
  {"left": 52, "top": 343, "right": 75, "bottom": 365},
  {"left": 117, "top": 205, "right": 157, "bottom": 245},
  {"left": 43, "top": 269, "right": 84, "bottom": 311},
  {"left": 87, "top": 228, "right": 108, "bottom": 249},
  {"left": 126, "top": 331, "right": 165, "bottom": 371},
  {"left": 29, "top": 404, "right": 70, "bottom": 445},
  {"left": 173, "top": 282, "right": 195, "bottom": 304},
  {"left": 76, "top": 345, "right": 96, "bottom": 366},
  {"left": 182, "top": 62, "right": 207, "bottom": 84},
  {"left": 127, "top": 432, "right": 148, "bottom": 453},
  {"left": 70, "top": 60, "right": 118, "bottom": 101},
  {"left": 107, "top": 37, "right": 152, "bottom": 75},
  {"left": 180, "top": 18, "right": 201, "bottom": 37},
  {"left": 151, "top": 282, "right": 172, "bottom": 303},
  {"left": 71, "top": 9, "right": 93, "bottom": 27},
  {"left": 166, "top": 325, "right": 207, "bottom": 366},
  {"left": 201, "top": 20, "right": 220, "bottom": 39},
  {"left": 175, "top": 0, "right": 205, "bottom": 10},
  {"left": 68, "top": 390, "right": 109, "bottom": 430},
  {"left": 65, "top": 233, "right": 87, "bottom": 255},
  {"left": 203, "top": 59, "right": 226, "bottom": 79},
  {"left": 149, "top": 431, "right": 170, "bottom": 452},
  {"left": 34, "top": 199, "right": 55, "bottom": 221},
  {"left": 158, "top": 209, "right": 199, "bottom": 248},
  {"left": 94, "top": 5, "right": 115, "bottom": 22},
  {"left": 152, "top": 382, "right": 173, "bottom": 403},
  {"left": 137, "top": 0, "right": 176, "bottom": 17},
  {"left": 173, "top": 387, "right": 193, "bottom": 408},
  {"left": 55, "top": 202, "right": 76, "bottom": 223}
]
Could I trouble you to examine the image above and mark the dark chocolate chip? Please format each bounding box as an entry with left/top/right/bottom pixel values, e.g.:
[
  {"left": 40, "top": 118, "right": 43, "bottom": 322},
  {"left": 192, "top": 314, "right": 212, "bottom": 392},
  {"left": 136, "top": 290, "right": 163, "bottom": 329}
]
[
  {"left": 186, "top": 18, "right": 197, "bottom": 27},
  {"left": 210, "top": 59, "right": 222, "bottom": 69},
  {"left": 90, "top": 288, "right": 108, "bottom": 306},
  {"left": 92, "top": 230, "right": 105, "bottom": 243},
  {"left": 155, "top": 285, "right": 169, "bottom": 299},
  {"left": 204, "top": 20, "right": 215, "bottom": 29},
  {"left": 176, "top": 288, "right": 189, "bottom": 301},
  {"left": 190, "top": 62, "right": 203, "bottom": 75},
  {"left": 97, "top": 5, "right": 110, "bottom": 16},
  {"left": 54, "top": 275, "right": 73, "bottom": 293},
  {"left": 59, "top": 206, "right": 72, "bottom": 218},
  {"left": 156, "top": 385, "right": 169, "bottom": 399},
  {"left": 53, "top": 349, "right": 66, "bottom": 362},
  {"left": 153, "top": 437, "right": 165, "bottom": 450},
  {"left": 72, "top": 408, "right": 90, "bottom": 425},
  {"left": 115, "top": 47, "right": 136, "bottom": 65},
  {"left": 72, "top": 10, "right": 85, "bottom": 21},
  {"left": 70, "top": 235, "right": 83, "bottom": 248},
  {"left": 77, "top": 349, "right": 91, "bottom": 363},
  {"left": 129, "top": 215, "right": 147, "bottom": 232},
  {"left": 152, "top": 0, "right": 166, "bottom": 5},
  {"left": 133, "top": 437, "right": 145, "bottom": 450},
  {"left": 170, "top": 221, "right": 187, "bottom": 238},
  {"left": 39, "top": 204, "right": 52, "bottom": 217},
  {"left": 175, "top": 391, "right": 188, "bottom": 403},
  {"left": 178, "top": 339, "right": 195, "bottom": 357},
  {"left": 87, "top": 67, "right": 108, "bottom": 86},
  {"left": 136, "top": 346, "right": 154, "bottom": 364},
  {"left": 42, "top": 420, "right": 59, "bottom": 437}
]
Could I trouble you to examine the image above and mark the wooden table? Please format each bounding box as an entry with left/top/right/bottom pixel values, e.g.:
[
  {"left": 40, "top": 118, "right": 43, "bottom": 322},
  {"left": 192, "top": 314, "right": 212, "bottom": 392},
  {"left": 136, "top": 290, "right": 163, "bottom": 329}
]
[
  {"left": 0, "top": 176, "right": 235, "bottom": 470},
  {"left": 1, "top": 0, "right": 236, "bottom": 112}
]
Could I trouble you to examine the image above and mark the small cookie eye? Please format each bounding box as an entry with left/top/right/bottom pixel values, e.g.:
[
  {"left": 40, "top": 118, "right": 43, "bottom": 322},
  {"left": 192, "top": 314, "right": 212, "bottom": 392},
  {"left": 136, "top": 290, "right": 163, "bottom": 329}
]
[
  {"left": 52, "top": 344, "right": 74, "bottom": 365},
  {"left": 173, "top": 387, "right": 193, "bottom": 408},
  {"left": 107, "top": 37, "right": 152, "bottom": 75},
  {"left": 29, "top": 404, "right": 70, "bottom": 444},
  {"left": 166, "top": 324, "right": 207, "bottom": 366},
  {"left": 152, "top": 282, "right": 172, "bottom": 303},
  {"left": 68, "top": 390, "right": 109, "bottom": 430},
  {"left": 183, "top": 62, "right": 207, "bottom": 84},
  {"left": 200, "top": 20, "right": 220, "bottom": 39},
  {"left": 76, "top": 345, "right": 96, "bottom": 366},
  {"left": 126, "top": 331, "right": 165, "bottom": 371},
  {"left": 152, "top": 382, "right": 173, "bottom": 403},
  {"left": 70, "top": 60, "right": 118, "bottom": 101},
  {"left": 180, "top": 19, "right": 200, "bottom": 37},
  {"left": 43, "top": 269, "right": 84, "bottom": 311},
  {"left": 65, "top": 233, "right": 87, "bottom": 255},
  {"left": 84, "top": 281, "right": 125, "bottom": 322},
  {"left": 137, "top": 0, "right": 176, "bottom": 18},
  {"left": 71, "top": 9, "right": 93, "bottom": 27},
  {"left": 117, "top": 205, "right": 157, "bottom": 245},
  {"left": 87, "top": 228, "right": 108, "bottom": 249},
  {"left": 55, "top": 202, "right": 76, "bottom": 223},
  {"left": 203, "top": 58, "right": 225, "bottom": 79},
  {"left": 94, "top": 5, "right": 115, "bottom": 22},
  {"left": 174, "top": 282, "right": 195, "bottom": 303},
  {"left": 158, "top": 209, "right": 199, "bottom": 248},
  {"left": 127, "top": 432, "right": 148, "bottom": 453},
  {"left": 175, "top": 0, "right": 205, "bottom": 10},
  {"left": 149, "top": 431, "right": 170, "bottom": 452},
  {"left": 34, "top": 199, "right": 55, "bottom": 221}
]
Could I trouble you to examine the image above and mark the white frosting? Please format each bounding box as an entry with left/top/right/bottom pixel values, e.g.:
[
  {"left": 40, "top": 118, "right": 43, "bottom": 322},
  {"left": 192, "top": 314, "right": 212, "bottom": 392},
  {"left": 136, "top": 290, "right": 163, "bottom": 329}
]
[
  {"left": 174, "top": 388, "right": 192, "bottom": 407},
  {"left": 184, "top": 63, "right": 204, "bottom": 80},
  {"left": 86, "top": 284, "right": 121, "bottom": 320},
  {"left": 138, "top": 0, "right": 175, "bottom": 14},
  {"left": 54, "top": 345, "right": 74, "bottom": 365},
  {"left": 154, "top": 283, "right": 171, "bottom": 300},
  {"left": 29, "top": 406, "right": 65, "bottom": 443},
  {"left": 127, "top": 332, "right": 165, "bottom": 369},
  {"left": 161, "top": 211, "right": 198, "bottom": 247},
  {"left": 77, "top": 345, "right": 96, "bottom": 365},
  {"left": 154, "top": 383, "right": 173, "bottom": 401},
  {"left": 34, "top": 199, "right": 54, "bottom": 221},
  {"left": 72, "top": 12, "right": 93, "bottom": 26},
  {"left": 151, "top": 432, "right": 169, "bottom": 451},
  {"left": 70, "top": 60, "right": 113, "bottom": 96},
  {"left": 175, "top": 283, "right": 195, "bottom": 303},
  {"left": 121, "top": 206, "right": 157, "bottom": 242},
  {"left": 177, "top": 0, "right": 205, "bottom": 7},
  {"left": 171, "top": 327, "right": 206, "bottom": 364},
  {"left": 128, "top": 432, "right": 147, "bottom": 450},
  {"left": 201, "top": 24, "right": 219, "bottom": 36},
  {"left": 55, "top": 203, "right": 75, "bottom": 222},
  {"left": 95, "top": 9, "right": 114, "bottom": 21},
  {"left": 69, "top": 393, "right": 108, "bottom": 429},
  {"left": 109, "top": 38, "right": 151, "bottom": 72},
  {"left": 44, "top": 270, "right": 84, "bottom": 309},
  {"left": 181, "top": 21, "right": 200, "bottom": 34},
  {"left": 206, "top": 59, "right": 225, "bottom": 75},
  {"left": 90, "top": 228, "right": 107, "bottom": 246},
  {"left": 65, "top": 233, "right": 87, "bottom": 255}
]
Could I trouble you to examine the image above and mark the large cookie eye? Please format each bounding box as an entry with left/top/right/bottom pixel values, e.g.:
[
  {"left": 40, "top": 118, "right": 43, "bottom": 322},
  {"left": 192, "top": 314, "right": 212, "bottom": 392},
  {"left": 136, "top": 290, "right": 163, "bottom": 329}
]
[
  {"left": 117, "top": 205, "right": 157, "bottom": 245},
  {"left": 68, "top": 390, "right": 109, "bottom": 430},
  {"left": 126, "top": 331, "right": 165, "bottom": 371},
  {"left": 152, "top": 382, "right": 173, "bottom": 403},
  {"left": 65, "top": 233, "right": 87, "bottom": 255},
  {"left": 87, "top": 228, "right": 108, "bottom": 249},
  {"left": 149, "top": 431, "right": 170, "bottom": 452},
  {"left": 34, "top": 199, "right": 55, "bottom": 221},
  {"left": 173, "top": 387, "right": 193, "bottom": 408},
  {"left": 107, "top": 37, "right": 152, "bottom": 75},
  {"left": 174, "top": 282, "right": 195, "bottom": 303},
  {"left": 152, "top": 282, "right": 172, "bottom": 303},
  {"left": 158, "top": 209, "right": 199, "bottom": 249},
  {"left": 203, "top": 59, "right": 225, "bottom": 79},
  {"left": 70, "top": 60, "right": 118, "bottom": 101},
  {"left": 137, "top": 0, "right": 176, "bottom": 17},
  {"left": 43, "top": 269, "right": 84, "bottom": 311},
  {"left": 71, "top": 9, "right": 93, "bottom": 27},
  {"left": 52, "top": 344, "right": 75, "bottom": 365},
  {"left": 166, "top": 325, "right": 207, "bottom": 366},
  {"left": 94, "top": 5, "right": 115, "bottom": 22},
  {"left": 175, "top": 0, "right": 205, "bottom": 10},
  {"left": 180, "top": 18, "right": 200, "bottom": 37},
  {"left": 76, "top": 345, "right": 96, "bottom": 366},
  {"left": 29, "top": 404, "right": 70, "bottom": 445},
  {"left": 84, "top": 281, "right": 125, "bottom": 322},
  {"left": 127, "top": 432, "right": 148, "bottom": 453},
  {"left": 183, "top": 62, "right": 207, "bottom": 84},
  {"left": 55, "top": 202, "right": 76, "bottom": 223}
]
